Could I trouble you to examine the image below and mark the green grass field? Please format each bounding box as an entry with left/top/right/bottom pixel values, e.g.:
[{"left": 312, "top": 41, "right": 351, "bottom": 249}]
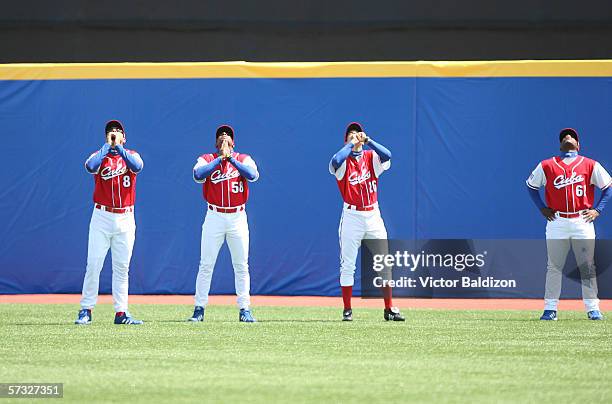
[{"left": 0, "top": 304, "right": 610, "bottom": 403}]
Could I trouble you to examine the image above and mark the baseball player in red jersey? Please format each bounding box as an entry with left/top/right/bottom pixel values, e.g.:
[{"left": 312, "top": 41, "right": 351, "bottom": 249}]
[
  {"left": 527, "top": 128, "right": 612, "bottom": 321},
  {"left": 188, "top": 125, "right": 259, "bottom": 322},
  {"left": 75, "top": 120, "right": 144, "bottom": 325},
  {"left": 329, "top": 122, "right": 404, "bottom": 322}
]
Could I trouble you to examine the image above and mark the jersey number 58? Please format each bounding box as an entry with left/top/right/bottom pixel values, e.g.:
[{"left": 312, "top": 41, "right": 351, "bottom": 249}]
[{"left": 231, "top": 182, "right": 244, "bottom": 193}]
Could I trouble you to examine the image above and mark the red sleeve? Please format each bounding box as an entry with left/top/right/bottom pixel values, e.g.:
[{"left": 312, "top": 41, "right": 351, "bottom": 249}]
[
  {"left": 201, "top": 153, "right": 217, "bottom": 163},
  {"left": 235, "top": 153, "right": 249, "bottom": 162}
]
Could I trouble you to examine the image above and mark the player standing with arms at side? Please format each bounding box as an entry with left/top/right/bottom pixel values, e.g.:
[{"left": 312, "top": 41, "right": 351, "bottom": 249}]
[
  {"left": 75, "top": 120, "right": 144, "bottom": 325},
  {"left": 188, "top": 125, "right": 259, "bottom": 323},
  {"left": 526, "top": 128, "right": 612, "bottom": 321},
  {"left": 329, "top": 122, "right": 404, "bottom": 322}
]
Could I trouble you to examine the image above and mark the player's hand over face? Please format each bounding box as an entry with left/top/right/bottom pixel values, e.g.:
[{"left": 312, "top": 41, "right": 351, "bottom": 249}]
[
  {"left": 348, "top": 132, "right": 363, "bottom": 149},
  {"left": 540, "top": 207, "right": 556, "bottom": 221},
  {"left": 107, "top": 131, "right": 124, "bottom": 148},
  {"left": 357, "top": 132, "right": 369, "bottom": 144},
  {"left": 114, "top": 132, "right": 125, "bottom": 147},
  {"left": 220, "top": 139, "right": 232, "bottom": 159},
  {"left": 582, "top": 209, "right": 600, "bottom": 223}
]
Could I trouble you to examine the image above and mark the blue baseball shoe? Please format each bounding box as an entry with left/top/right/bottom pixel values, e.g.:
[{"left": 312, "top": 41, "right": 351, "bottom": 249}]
[
  {"left": 239, "top": 309, "right": 257, "bottom": 323},
  {"left": 114, "top": 311, "right": 143, "bottom": 325},
  {"left": 75, "top": 309, "right": 92, "bottom": 325},
  {"left": 588, "top": 310, "right": 604, "bottom": 320},
  {"left": 540, "top": 310, "right": 558, "bottom": 321},
  {"left": 188, "top": 306, "right": 205, "bottom": 322}
]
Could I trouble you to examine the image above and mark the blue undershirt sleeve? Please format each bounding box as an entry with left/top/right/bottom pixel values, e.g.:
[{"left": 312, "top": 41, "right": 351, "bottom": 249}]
[
  {"left": 365, "top": 139, "right": 392, "bottom": 162},
  {"left": 115, "top": 144, "right": 143, "bottom": 173},
  {"left": 527, "top": 186, "right": 547, "bottom": 210},
  {"left": 595, "top": 186, "right": 612, "bottom": 214},
  {"left": 85, "top": 143, "right": 111, "bottom": 173},
  {"left": 331, "top": 143, "right": 353, "bottom": 170},
  {"left": 194, "top": 157, "right": 223, "bottom": 181},
  {"left": 228, "top": 157, "right": 257, "bottom": 181}
]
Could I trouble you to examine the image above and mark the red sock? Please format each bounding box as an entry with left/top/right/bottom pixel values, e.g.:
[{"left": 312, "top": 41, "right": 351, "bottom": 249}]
[
  {"left": 341, "top": 286, "right": 353, "bottom": 310},
  {"left": 382, "top": 286, "right": 393, "bottom": 310},
  {"left": 116, "top": 312, "right": 125, "bottom": 317}
]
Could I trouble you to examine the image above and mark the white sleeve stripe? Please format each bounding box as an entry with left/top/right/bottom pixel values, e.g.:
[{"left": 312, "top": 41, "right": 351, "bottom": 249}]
[
  {"left": 328, "top": 159, "right": 337, "bottom": 175},
  {"left": 84, "top": 164, "right": 99, "bottom": 174},
  {"left": 526, "top": 181, "right": 539, "bottom": 190},
  {"left": 602, "top": 180, "right": 612, "bottom": 190},
  {"left": 193, "top": 167, "right": 206, "bottom": 183}
]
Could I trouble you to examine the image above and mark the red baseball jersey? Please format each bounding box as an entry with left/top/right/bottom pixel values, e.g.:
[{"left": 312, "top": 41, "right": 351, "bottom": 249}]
[
  {"left": 330, "top": 150, "right": 390, "bottom": 207},
  {"left": 194, "top": 152, "right": 257, "bottom": 207},
  {"left": 527, "top": 155, "right": 612, "bottom": 212},
  {"left": 87, "top": 150, "right": 140, "bottom": 208}
]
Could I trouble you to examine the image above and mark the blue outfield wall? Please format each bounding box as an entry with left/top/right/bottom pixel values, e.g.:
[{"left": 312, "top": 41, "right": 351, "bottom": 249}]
[{"left": 1, "top": 72, "right": 612, "bottom": 296}]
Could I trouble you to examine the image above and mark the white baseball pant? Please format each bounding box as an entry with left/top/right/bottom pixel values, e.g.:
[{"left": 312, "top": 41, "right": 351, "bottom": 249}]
[
  {"left": 194, "top": 209, "right": 251, "bottom": 309},
  {"left": 544, "top": 214, "right": 599, "bottom": 312},
  {"left": 80, "top": 207, "right": 136, "bottom": 312},
  {"left": 338, "top": 207, "right": 388, "bottom": 287}
]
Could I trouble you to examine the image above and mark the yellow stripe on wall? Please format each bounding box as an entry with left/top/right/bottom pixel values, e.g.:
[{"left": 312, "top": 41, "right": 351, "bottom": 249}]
[{"left": 1, "top": 60, "right": 612, "bottom": 80}]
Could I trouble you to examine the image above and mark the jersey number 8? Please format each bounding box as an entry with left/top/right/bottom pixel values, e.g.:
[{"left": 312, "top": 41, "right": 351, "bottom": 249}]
[{"left": 123, "top": 175, "right": 131, "bottom": 188}]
